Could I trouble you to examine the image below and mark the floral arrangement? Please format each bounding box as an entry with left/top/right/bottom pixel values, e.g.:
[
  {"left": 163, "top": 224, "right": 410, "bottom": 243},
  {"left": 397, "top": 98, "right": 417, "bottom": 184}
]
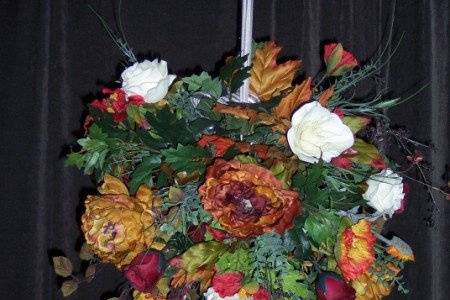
[{"left": 52, "top": 37, "right": 433, "bottom": 300}]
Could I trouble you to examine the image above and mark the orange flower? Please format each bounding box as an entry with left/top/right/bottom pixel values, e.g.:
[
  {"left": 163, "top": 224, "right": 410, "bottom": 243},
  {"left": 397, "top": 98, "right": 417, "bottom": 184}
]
[
  {"left": 386, "top": 245, "right": 415, "bottom": 262},
  {"left": 198, "top": 159, "right": 301, "bottom": 238},
  {"left": 351, "top": 263, "right": 400, "bottom": 300},
  {"left": 81, "top": 175, "right": 164, "bottom": 269},
  {"left": 337, "top": 220, "right": 376, "bottom": 280},
  {"left": 351, "top": 272, "right": 392, "bottom": 300}
]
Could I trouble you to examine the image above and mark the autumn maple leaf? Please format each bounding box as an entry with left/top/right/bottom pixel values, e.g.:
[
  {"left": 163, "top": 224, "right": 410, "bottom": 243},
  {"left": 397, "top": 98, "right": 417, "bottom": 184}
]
[
  {"left": 273, "top": 78, "right": 312, "bottom": 119},
  {"left": 250, "top": 41, "right": 301, "bottom": 101}
]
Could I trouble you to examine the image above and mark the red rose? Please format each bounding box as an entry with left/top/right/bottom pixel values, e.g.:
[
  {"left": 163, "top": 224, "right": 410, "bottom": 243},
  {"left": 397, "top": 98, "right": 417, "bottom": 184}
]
[
  {"left": 89, "top": 88, "right": 145, "bottom": 124},
  {"left": 207, "top": 226, "right": 229, "bottom": 241},
  {"left": 253, "top": 287, "right": 271, "bottom": 300},
  {"left": 331, "top": 156, "right": 352, "bottom": 169},
  {"left": 332, "top": 107, "right": 345, "bottom": 119},
  {"left": 370, "top": 157, "right": 386, "bottom": 170},
  {"left": 324, "top": 43, "right": 358, "bottom": 76},
  {"left": 123, "top": 251, "right": 166, "bottom": 292},
  {"left": 315, "top": 272, "right": 356, "bottom": 300},
  {"left": 212, "top": 272, "right": 243, "bottom": 297}
]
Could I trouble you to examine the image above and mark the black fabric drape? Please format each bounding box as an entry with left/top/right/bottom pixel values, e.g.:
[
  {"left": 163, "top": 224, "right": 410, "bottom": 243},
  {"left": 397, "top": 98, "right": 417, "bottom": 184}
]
[{"left": 0, "top": 1, "right": 448, "bottom": 299}]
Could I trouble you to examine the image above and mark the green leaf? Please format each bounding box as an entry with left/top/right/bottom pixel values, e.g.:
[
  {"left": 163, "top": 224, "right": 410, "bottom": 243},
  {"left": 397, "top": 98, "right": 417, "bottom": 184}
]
[
  {"left": 325, "top": 43, "right": 343, "bottom": 74},
  {"left": 183, "top": 72, "right": 211, "bottom": 91},
  {"left": 216, "top": 248, "right": 252, "bottom": 276},
  {"left": 219, "top": 55, "right": 251, "bottom": 94},
  {"left": 79, "top": 243, "right": 94, "bottom": 261},
  {"left": 88, "top": 123, "right": 108, "bottom": 141},
  {"left": 282, "top": 271, "right": 313, "bottom": 298},
  {"left": 342, "top": 116, "right": 369, "bottom": 134},
  {"left": 61, "top": 280, "right": 78, "bottom": 297},
  {"left": 157, "top": 172, "right": 170, "bottom": 188},
  {"left": 181, "top": 241, "right": 227, "bottom": 273},
  {"left": 183, "top": 72, "right": 223, "bottom": 99},
  {"left": 126, "top": 104, "right": 147, "bottom": 126},
  {"left": 162, "top": 144, "right": 211, "bottom": 173},
  {"left": 52, "top": 256, "right": 73, "bottom": 277},
  {"left": 165, "top": 232, "right": 194, "bottom": 258},
  {"left": 129, "top": 155, "right": 162, "bottom": 193},
  {"left": 136, "top": 129, "right": 166, "bottom": 149},
  {"left": 65, "top": 152, "right": 84, "bottom": 169},
  {"left": 146, "top": 107, "right": 194, "bottom": 145},
  {"left": 304, "top": 211, "right": 341, "bottom": 246},
  {"left": 292, "top": 163, "right": 329, "bottom": 208},
  {"left": 286, "top": 217, "right": 311, "bottom": 259},
  {"left": 349, "top": 138, "right": 381, "bottom": 166}
]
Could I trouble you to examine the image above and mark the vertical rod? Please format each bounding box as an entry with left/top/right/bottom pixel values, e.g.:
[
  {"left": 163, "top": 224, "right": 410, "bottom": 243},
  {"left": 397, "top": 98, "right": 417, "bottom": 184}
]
[{"left": 239, "top": 0, "right": 254, "bottom": 103}]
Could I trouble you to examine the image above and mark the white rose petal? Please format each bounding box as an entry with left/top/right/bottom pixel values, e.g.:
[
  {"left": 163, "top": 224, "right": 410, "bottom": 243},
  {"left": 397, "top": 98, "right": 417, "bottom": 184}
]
[
  {"left": 203, "top": 288, "right": 243, "bottom": 300},
  {"left": 363, "top": 168, "right": 404, "bottom": 218},
  {"left": 287, "top": 101, "right": 354, "bottom": 163},
  {"left": 121, "top": 59, "right": 176, "bottom": 103}
]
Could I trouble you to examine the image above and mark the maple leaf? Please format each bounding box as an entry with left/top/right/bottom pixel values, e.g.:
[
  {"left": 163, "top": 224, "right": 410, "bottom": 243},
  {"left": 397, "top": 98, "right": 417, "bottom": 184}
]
[
  {"left": 318, "top": 85, "right": 334, "bottom": 106},
  {"left": 250, "top": 41, "right": 301, "bottom": 101},
  {"left": 273, "top": 78, "right": 312, "bottom": 119},
  {"left": 213, "top": 103, "right": 258, "bottom": 119}
]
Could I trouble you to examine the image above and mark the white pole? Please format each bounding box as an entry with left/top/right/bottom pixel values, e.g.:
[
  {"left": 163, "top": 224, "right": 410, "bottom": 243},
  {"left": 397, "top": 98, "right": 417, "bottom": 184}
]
[{"left": 239, "top": 0, "right": 255, "bottom": 103}]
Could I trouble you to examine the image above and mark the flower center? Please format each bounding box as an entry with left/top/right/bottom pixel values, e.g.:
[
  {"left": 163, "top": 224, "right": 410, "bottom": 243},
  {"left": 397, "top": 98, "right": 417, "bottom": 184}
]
[{"left": 225, "top": 181, "right": 269, "bottom": 220}]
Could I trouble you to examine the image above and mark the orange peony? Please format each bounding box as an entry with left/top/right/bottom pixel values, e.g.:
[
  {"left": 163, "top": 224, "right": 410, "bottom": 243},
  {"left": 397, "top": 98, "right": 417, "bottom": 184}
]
[
  {"left": 337, "top": 220, "right": 376, "bottom": 281},
  {"left": 198, "top": 159, "right": 300, "bottom": 238},
  {"left": 81, "top": 175, "right": 164, "bottom": 269}
]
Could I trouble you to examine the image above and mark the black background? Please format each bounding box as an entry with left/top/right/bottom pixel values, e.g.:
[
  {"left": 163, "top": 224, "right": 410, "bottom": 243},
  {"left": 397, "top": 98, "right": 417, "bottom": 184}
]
[{"left": 0, "top": 1, "right": 449, "bottom": 299}]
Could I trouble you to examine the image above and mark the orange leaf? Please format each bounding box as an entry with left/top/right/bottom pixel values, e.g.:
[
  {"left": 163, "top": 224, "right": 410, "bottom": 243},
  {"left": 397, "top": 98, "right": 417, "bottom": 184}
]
[
  {"left": 213, "top": 103, "right": 258, "bottom": 119},
  {"left": 250, "top": 41, "right": 301, "bottom": 101},
  {"left": 318, "top": 85, "right": 334, "bottom": 106},
  {"left": 273, "top": 78, "right": 312, "bottom": 119},
  {"left": 170, "top": 268, "right": 214, "bottom": 292}
]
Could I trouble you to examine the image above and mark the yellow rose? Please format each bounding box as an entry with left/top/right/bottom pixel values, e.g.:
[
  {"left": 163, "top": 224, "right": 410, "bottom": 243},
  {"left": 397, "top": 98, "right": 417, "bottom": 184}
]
[{"left": 81, "top": 175, "right": 164, "bottom": 269}]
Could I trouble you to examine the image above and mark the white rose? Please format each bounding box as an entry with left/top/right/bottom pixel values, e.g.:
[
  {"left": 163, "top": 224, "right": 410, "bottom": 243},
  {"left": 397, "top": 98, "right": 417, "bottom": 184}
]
[
  {"left": 287, "top": 101, "right": 354, "bottom": 163},
  {"left": 121, "top": 59, "right": 176, "bottom": 103},
  {"left": 363, "top": 168, "right": 404, "bottom": 218},
  {"left": 203, "top": 288, "right": 243, "bottom": 300}
]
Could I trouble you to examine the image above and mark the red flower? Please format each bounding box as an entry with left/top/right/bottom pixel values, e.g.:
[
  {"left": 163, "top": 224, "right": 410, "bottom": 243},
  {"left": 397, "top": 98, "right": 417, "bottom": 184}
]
[
  {"left": 407, "top": 150, "right": 424, "bottom": 165},
  {"left": 253, "top": 287, "right": 271, "bottom": 300},
  {"left": 90, "top": 88, "right": 145, "bottom": 124},
  {"left": 337, "top": 220, "right": 376, "bottom": 281},
  {"left": 370, "top": 157, "right": 386, "bottom": 170},
  {"left": 331, "top": 156, "right": 352, "bottom": 169},
  {"left": 206, "top": 226, "right": 229, "bottom": 241},
  {"left": 123, "top": 251, "right": 166, "bottom": 292},
  {"left": 324, "top": 43, "right": 358, "bottom": 76},
  {"left": 332, "top": 107, "right": 345, "bottom": 119},
  {"left": 212, "top": 272, "right": 243, "bottom": 297},
  {"left": 315, "top": 272, "right": 356, "bottom": 300}
]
